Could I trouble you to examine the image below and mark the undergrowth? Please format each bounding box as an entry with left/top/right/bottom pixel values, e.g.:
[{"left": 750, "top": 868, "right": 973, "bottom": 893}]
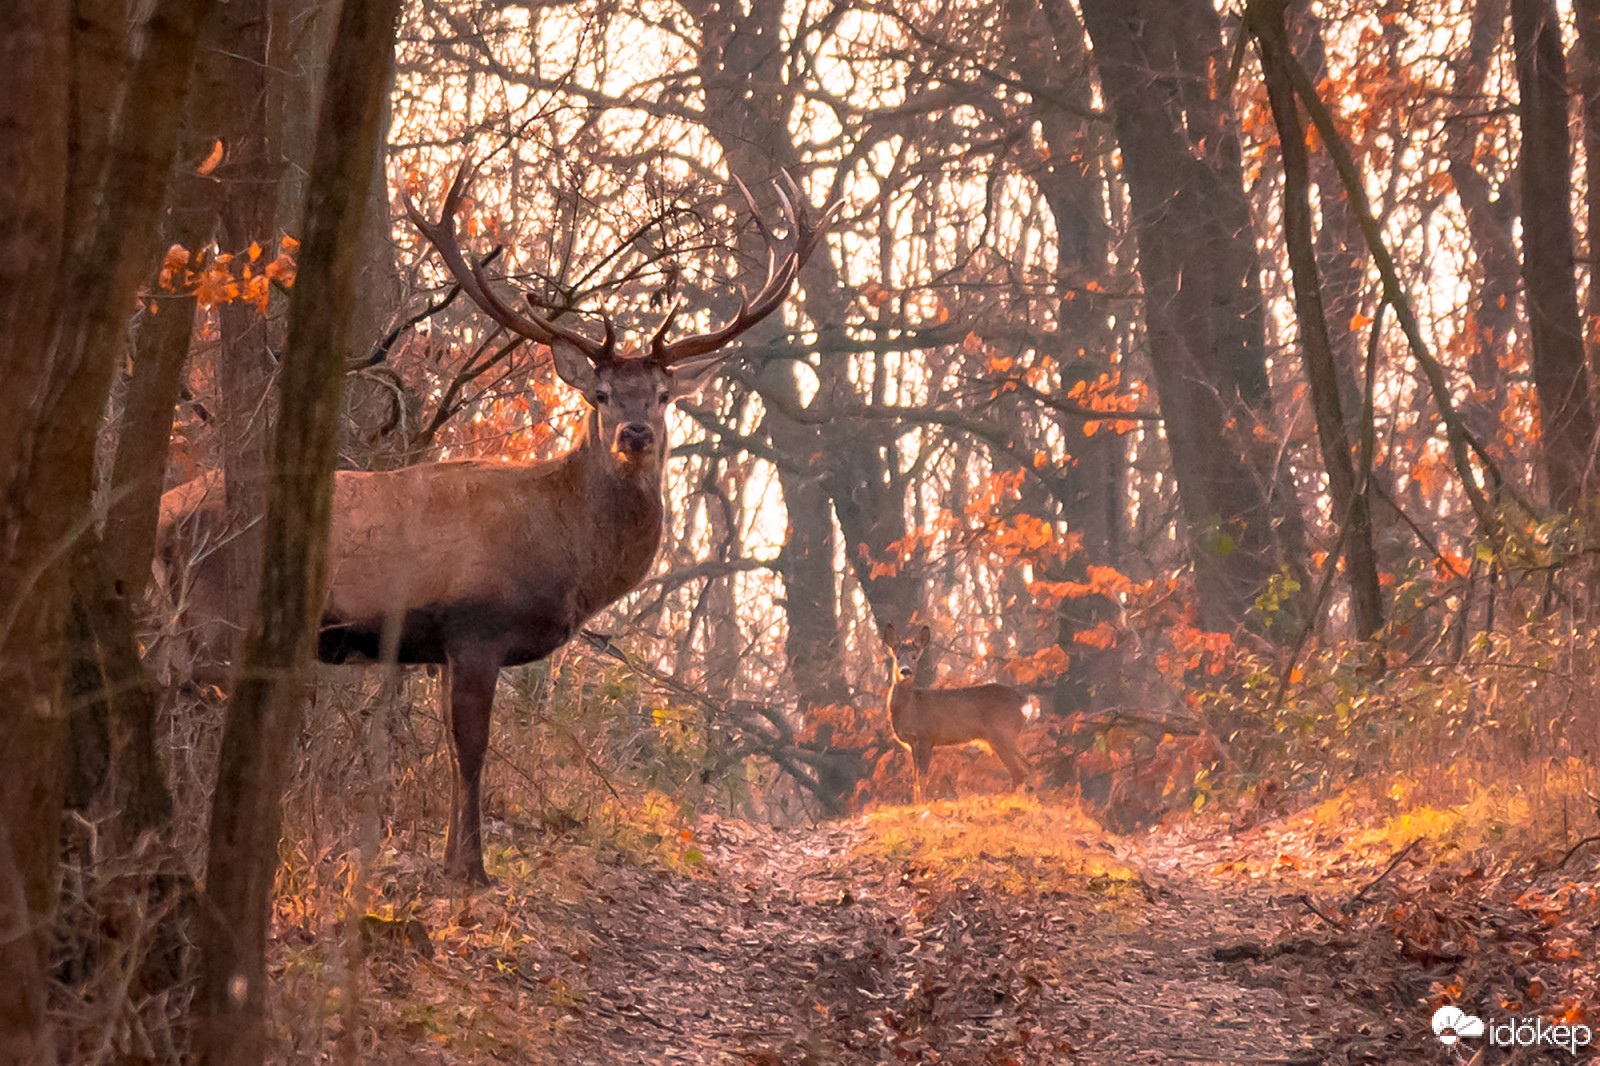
[{"left": 861, "top": 795, "right": 1135, "bottom": 898}]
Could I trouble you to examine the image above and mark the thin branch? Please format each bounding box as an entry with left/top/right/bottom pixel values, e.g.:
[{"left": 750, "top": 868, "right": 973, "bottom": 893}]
[{"left": 1344, "top": 838, "right": 1424, "bottom": 912}]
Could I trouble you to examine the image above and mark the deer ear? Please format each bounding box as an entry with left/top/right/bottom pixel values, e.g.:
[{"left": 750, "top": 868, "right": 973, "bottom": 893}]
[
  {"left": 667, "top": 356, "right": 723, "bottom": 401},
  {"left": 550, "top": 339, "right": 599, "bottom": 399},
  {"left": 880, "top": 623, "right": 895, "bottom": 646},
  {"left": 915, "top": 625, "right": 930, "bottom": 647}
]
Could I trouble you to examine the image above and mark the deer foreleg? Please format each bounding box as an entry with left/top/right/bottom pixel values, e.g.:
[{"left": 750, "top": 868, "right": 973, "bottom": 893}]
[
  {"left": 443, "top": 649, "right": 500, "bottom": 884},
  {"left": 910, "top": 737, "right": 933, "bottom": 805}
]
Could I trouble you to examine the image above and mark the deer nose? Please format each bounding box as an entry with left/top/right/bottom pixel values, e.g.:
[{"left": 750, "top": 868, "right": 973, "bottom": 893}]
[
  {"left": 615, "top": 422, "right": 655, "bottom": 456},
  {"left": 898, "top": 665, "right": 913, "bottom": 679}
]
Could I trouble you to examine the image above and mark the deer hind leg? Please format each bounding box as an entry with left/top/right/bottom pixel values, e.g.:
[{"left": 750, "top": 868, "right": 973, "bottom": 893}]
[
  {"left": 993, "top": 737, "right": 1032, "bottom": 790},
  {"left": 443, "top": 649, "right": 500, "bottom": 884}
]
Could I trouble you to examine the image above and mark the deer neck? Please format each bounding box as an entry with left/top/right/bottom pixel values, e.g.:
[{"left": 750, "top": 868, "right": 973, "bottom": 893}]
[
  {"left": 564, "top": 415, "right": 668, "bottom": 606},
  {"left": 886, "top": 674, "right": 917, "bottom": 725}
]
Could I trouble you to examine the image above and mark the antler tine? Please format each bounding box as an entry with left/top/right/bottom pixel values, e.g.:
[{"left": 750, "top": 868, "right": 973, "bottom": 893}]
[
  {"left": 404, "top": 161, "right": 608, "bottom": 362},
  {"left": 653, "top": 174, "right": 831, "bottom": 367},
  {"left": 732, "top": 174, "right": 773, "bottom": 244},
  {"left": 647, "top": 296, "right": 684, "bottom": 364}
]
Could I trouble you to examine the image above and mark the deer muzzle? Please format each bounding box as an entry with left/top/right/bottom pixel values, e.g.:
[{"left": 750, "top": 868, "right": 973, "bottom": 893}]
[{"left": 614, "top": 422, "right": 656, "bottom": 459}]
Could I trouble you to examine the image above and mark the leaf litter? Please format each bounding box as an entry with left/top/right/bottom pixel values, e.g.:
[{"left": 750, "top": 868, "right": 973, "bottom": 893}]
[{"left": 266, "top": 792, "right": 1600, "bottom": 1064}]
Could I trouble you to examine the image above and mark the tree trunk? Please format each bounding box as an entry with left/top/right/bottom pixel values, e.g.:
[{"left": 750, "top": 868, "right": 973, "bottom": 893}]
[
  {"left": 1448, "top": 0, "right": 1516, "bottom": 475},
  {"left": 0, "top": 0, "right": 71, "bottom": 1049},
  {"left": 1018, "top": 0, "right": 1129, "bottom": 714},
  {"left": 0, "top": 0, "right": 212, "bottom": 1054},
  {"left": 1079, "top": 0, "right": 1291, "bottom": 630},
  {"left": 1573, "top": 0, "right": 1600, "bottom": 397},
  {"left": 214, "top": 0, "right": 282, "bottom": 657},
  {"left": 1513, "top": 0, "right": 1597, "bottom": 512},
  {"left": 1250, "top": 0, "right": 1383, "bottom": 641},
  {"left": 69, "top": 48, "right": 233, "bottom": 847},
  {"left": 686, "top": 0, "right": 855, "bottom": 723},
  {"left": 192, "top": 0, "right": 398, "bottom": 1061}
]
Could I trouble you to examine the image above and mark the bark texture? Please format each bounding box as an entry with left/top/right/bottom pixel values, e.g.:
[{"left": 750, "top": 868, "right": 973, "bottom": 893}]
[
  {"left": 1513, "top": 0, "right": 1597, "bottom": 511},
  {"left": 1079, "top": 0, "right": 1288, "bottom": 628},
  {"left": 192, "top": 0, "right": 399, "bottom": 1060},
  {"left": 1249, "top": 0, "right": 1383, "bottom": 640}
]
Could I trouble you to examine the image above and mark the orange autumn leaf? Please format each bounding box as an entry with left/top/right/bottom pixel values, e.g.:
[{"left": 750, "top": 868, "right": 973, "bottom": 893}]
[
  {"left": 265, "top": 249, "right": 297, "bottom": 288},
  {"left": 1072, "top": 621, "right": 1119, "bottom": 650},
  {"left": 196, "top": 139, "right": 224, "bottom": 176},
  {"left": 194, "top": 263, "right": 238, "bottom": 307},
  {"left": 159, "top": 244, "right": 192, "bottom": 290},
  {"left": 243, "top": 272, "right": 271, "bottom": 312}
]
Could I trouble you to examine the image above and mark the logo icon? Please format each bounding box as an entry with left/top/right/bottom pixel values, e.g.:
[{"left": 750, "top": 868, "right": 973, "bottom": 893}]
[{"left": 1432, "top": 1005, "right": 1485, "bottom": 1045}]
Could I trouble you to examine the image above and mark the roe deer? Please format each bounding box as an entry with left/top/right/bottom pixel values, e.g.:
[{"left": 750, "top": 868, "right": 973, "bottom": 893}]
[
  {"left": 157, "top": 167, "right": 832, "bottom": 882},
  {"left": 880, "top": 623, "right": 1031, "bottom": 803}
]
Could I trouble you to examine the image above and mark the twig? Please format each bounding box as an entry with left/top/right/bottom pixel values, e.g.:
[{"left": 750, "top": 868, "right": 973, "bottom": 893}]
[
  {"left": 1297, "top": 893, "right": 1343, "bottom": 929},
  {"left": 361, "top": 246, "right": 502, "bottom": 368},
  {"left": 1344, "top": 837, "right": 1423, "bottom": 912},
  {"left": 1546, "top": 833, "right": 1600, "bottom": 874}
]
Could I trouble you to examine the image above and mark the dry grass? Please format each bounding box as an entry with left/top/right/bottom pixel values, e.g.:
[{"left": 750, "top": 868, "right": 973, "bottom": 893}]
[{"left": 860, "top": 793, "right": 1138, "bottom": 898}]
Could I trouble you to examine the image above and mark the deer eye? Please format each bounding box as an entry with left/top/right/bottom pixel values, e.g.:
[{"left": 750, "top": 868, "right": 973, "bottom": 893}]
[
  {"left": 658, "top": 390, "right": 670, "bottom": 405},
  {"left": 594, "top": 388, "right": 611, "bottom": 405}
]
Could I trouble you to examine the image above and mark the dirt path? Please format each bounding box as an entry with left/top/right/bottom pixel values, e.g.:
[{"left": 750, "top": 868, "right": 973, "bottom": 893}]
[{"left": 534, "top": 808, "right": 1421, "bottom": 1065}]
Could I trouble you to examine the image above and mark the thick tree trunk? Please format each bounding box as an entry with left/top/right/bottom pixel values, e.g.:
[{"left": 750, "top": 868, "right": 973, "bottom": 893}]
[
  {"left": 1250, "top": 0, "right": 1383, "bottom": 641},
  {"left": 1079, "top": 0, "right": 1290, "bottom": 630},
  {"left": 192, "top": 0, "right": 398, "bottom": 1061},
  {"left": 69, "top": 57, "right": 232, "bottom": 847},
  {"left": 1513, "top": 0, "right": 1597, "bottom": 511},
  {"left": 215, "top": 0, "right": 281, "bottom": 655},
  {"left": 1018, "top": 0, "right": 1128, "bottom": 714},
  {"left": 1574, "top": 0, "right": 1600, "bottom": 396},
  {"left": 0, "top": 0, "right": 211, "bottom": 1054},
  {"left": 0, "top": 0, "right": 71, "bottom": 1050}
]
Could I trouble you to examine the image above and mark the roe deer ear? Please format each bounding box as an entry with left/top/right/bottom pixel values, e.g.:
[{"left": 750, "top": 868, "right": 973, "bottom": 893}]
[
  {"left": 880, "top": 622, "right": 896, "bottom": 646},
  {"left": 915, "top": 625, "right": 931, "bottom": 647}
]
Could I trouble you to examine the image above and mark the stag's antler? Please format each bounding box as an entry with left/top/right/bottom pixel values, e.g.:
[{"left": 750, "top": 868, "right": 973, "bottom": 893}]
[
  {"left": 402, "top": 162, "right": 614, "bottom": 362},
  {"left": 649, "top": 172, "right": 836, "bottom": 367},
  {"left": 404, "top": 162, "right": 836, "bottom": 366}
]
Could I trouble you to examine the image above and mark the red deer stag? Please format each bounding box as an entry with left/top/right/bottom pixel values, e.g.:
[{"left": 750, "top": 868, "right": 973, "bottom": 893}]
[
  {"left": 880, "top": 623, "right": 1031, "bottom": 803},
  {"left": 158, "top": 167, "right": 831, "bottom": 882}
]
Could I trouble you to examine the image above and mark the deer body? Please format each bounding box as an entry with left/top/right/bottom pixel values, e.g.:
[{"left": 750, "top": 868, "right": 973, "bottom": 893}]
[
  {"left": 317, "top": 446, "right": 662, "bottom": 667},
  {"left": 881, "top": 624, "right": 1031, "bottom": 803},
  {"left": 155, "top": 167, "right": 830, "bottom": 883}
]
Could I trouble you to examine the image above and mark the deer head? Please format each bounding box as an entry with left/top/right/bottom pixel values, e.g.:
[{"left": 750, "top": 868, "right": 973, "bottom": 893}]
[{"left": 881, "top": 622, "right": 931, "bottom": 681}]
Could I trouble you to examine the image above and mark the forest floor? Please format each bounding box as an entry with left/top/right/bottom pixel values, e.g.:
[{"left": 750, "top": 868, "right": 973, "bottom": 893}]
[{"left": 276, "top": 791, "right": 1600, "bottom": 1065}]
